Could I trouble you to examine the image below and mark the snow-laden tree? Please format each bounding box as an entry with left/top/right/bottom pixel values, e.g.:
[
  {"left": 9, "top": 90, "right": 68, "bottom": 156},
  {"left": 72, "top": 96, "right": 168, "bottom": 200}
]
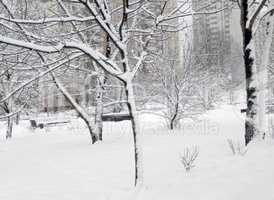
[
  {"left": 255, "top": 1, "right": 274, "bottom": 140},
  {"left": 0, "top": 49, "right": 37, "bottom": 138},
  {"left": 235, "top": 0, "right": 274, "bottom": 145},
  {"left": 0, "top": 0, "right": 227, "bottom": 186}
]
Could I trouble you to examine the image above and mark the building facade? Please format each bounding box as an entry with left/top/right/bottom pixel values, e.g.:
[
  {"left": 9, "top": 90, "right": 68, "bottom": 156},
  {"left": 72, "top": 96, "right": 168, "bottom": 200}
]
[{"left": 192, "top": 0, "right": 244, "bottom": 83}]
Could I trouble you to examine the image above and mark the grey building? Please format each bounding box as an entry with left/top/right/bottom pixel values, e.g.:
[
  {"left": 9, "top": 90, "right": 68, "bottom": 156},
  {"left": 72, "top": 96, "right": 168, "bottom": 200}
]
[{"left": 192, "top": 0, "right": 244, "bottom": 83}]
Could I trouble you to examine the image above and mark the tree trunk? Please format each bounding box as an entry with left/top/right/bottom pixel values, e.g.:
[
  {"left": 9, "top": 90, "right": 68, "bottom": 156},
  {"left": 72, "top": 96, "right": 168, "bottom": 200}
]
[
  {"left": 84, "top": 74, "right": 91, "bottom": 108},
  {"left": 257, "top": 8, "right": 274, "bottom": 139},
  {"left": 51, "top": 72, "right": 99, "bottom": 144},
  {"left": 124, "top": 81, "right": 144, "bottom": 187},
  {"left": 229, "top": 89, "right": 234, "bottom": 105},
  {"left": 95, "top": 76, "right": 104, "bottom": 141},
  {"left": 170, "top": 102, "right": 179, "bottom": 130},
  {"left": 244, "top": 38, "right": 257, "bottom": 145},
  {"left": 113, "top": 83, "right": 123, "bottom": 113},
  {"left": 15, "top": 112, "right": 20, "bottom": 125},
  {"left": 86, "top": 120, "right": 99, "bottom": 144},
  {"left": 241, "top": 1, "right": 257, "bottom": 145},
  {"left": 93, "top": 32, "right": 111, "bottom": 141},
  {"left": 170, "top": 120, "right": 175, "bottom": 130},
  {"left": 6, "top": 116, "right": 13, "bottom": 139}
]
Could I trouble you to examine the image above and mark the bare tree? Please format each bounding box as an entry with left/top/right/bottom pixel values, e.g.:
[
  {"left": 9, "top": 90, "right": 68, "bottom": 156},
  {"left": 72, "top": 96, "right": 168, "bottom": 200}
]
[{"left": 151, "top": 40, "right": 203, "bottom": 130}]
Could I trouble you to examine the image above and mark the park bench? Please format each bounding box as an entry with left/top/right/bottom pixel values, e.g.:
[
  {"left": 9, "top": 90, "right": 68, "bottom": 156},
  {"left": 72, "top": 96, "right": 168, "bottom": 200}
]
[
  {"left": 29, "top": 112, "right": 131, "bottom": 129},
  {"left": 30, "top": 119, "right": 70, "bottom": 129},
  {"left": 102, "top": 113, "right": 132, "bottom": 122},
  {"left": 241, "top": 108, "right": 247, "bottom": 113}
]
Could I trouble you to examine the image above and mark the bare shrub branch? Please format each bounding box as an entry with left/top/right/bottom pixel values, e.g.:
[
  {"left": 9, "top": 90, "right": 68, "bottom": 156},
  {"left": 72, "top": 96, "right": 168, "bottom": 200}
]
[
  {"left": 180, "top": 145, "right": 199, "bottom": 172},
  {"left": 227, "top": 139, "right": 248, "bottom": 156}
]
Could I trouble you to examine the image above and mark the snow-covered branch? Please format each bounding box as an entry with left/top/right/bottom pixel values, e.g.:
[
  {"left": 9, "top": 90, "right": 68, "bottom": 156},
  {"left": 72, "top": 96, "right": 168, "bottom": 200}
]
[
  {"left": 248, "top": 0, "right": 268, "bottom": 30},
  {"left": 0, "top": 52, "right": 84, "bottom": 103},
  {"left": 0, "top": 15, "right": 94, "bottom": 25},
  {"left": 156, "top": 8, "right": 227, "bottom": 25},
  {"left": 0, "top": 102, "right": 27, "bottom": 120},
  {"left": 0, "top": 35, "right": 124, "bottom": 76}
]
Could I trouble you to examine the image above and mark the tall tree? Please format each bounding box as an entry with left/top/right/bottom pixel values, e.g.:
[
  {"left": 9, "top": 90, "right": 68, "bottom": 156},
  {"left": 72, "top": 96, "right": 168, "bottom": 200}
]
[
  {"left": 256, "top": 1, "right": 274, "bottom": 139},
  {"left": 239, "top": 0, "right": 274, "bottom": 145}
]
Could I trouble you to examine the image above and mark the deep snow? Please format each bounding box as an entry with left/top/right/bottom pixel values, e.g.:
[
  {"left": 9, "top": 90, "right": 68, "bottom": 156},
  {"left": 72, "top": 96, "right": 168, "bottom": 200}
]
[{"left": 0, "top": 106, "right": 274, "bottom": 200}]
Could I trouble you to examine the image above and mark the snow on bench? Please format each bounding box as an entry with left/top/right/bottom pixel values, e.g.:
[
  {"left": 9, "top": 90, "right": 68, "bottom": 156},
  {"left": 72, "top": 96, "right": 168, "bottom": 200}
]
[{"left": 29, "top": 119, "right": 70, "bottom": 129}]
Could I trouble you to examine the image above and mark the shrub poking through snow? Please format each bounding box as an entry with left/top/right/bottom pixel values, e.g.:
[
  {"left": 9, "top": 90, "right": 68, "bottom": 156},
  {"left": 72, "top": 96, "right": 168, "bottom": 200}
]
[
  {"left": 227, "top": 139, "right": 248, "bottom": 156},
  {"left": 180, "top": 146, "right": 199, "bottom": 172}
]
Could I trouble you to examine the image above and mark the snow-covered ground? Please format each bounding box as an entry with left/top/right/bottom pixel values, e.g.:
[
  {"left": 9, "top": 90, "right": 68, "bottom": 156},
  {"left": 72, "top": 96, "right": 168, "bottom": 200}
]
[{"left": 0, "top": 106, "right": 274, "bottom": 200}]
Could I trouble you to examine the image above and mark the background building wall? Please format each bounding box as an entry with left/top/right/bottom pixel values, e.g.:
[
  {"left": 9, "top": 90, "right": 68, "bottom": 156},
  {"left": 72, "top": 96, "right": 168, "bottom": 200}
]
[{"left": 192, "top": 0, "right": 244, "bottom": 83}]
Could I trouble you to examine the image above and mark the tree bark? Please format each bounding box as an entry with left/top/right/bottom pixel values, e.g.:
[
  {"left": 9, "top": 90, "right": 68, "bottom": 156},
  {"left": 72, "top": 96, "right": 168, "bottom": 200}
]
[
  {"left": 170, "top": 101, "right": 179, "bottom": 130},
  {"left": 113, "top": 82, "right": 124, "bottom": 113},
  {"left": 94, "top": 32, "right": 111, "bottom": 141},
  {"left": 6, "top": 116, "right": 13, "bottom": 139},
  {"left": 124, "top": 81, "right": 144, "bottom": 187},
  {"left": 244, "top": 39, "right": 257, "bottom": 145},
  {"left": 95, "top": 75, "right": 104, "bottom": 141},
  {"left": 15, "top": 112, "right": 20, "bottom": 125},
  {"left": 51, "top": 72, "right": 99, "bottom": 144},
  {"left": 170, "top": 120, "right": 174, "bottom": 130},
  {"left": 257, "top": 8, "right": 274, "bottom": 138},
  {"left": 241, "top": 0, "right": 257, "bottom": 145}
]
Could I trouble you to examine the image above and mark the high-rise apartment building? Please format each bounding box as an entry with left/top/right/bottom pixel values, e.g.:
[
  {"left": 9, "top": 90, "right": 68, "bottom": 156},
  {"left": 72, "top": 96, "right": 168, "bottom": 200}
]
[
  {"left": 192, "top": 0, "right": 230, "bottom": 54},
  {"left": 192, "top": 0, "right": 243, "bottom": 82}
]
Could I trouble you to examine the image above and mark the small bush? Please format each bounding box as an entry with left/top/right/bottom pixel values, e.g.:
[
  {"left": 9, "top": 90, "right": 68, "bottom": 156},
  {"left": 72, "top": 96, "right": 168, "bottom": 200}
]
[
  {"left": 227, "top": 139, "right": 247, "bottom": 156},
  {"left": 180, "top": 145, "right": 199, "bottom": 172}
]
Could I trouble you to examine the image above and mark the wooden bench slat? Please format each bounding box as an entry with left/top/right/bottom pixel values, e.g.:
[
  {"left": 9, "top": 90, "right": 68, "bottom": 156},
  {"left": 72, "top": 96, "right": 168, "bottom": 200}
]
[
  {"left": 102, "top": 113, "right": 132, "bottom": 122},
  {"left": 30, "top": 119, "right": 70, "bottom": 129}
]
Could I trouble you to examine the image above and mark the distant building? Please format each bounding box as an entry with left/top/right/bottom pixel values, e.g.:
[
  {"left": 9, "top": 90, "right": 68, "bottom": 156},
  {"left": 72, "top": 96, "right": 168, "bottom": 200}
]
[
  {"left": 162, "top": 0, "right": 180, "bottom": 62},
  {"left": 192, "top": 0, "right": 244, "bottom": 83}
]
